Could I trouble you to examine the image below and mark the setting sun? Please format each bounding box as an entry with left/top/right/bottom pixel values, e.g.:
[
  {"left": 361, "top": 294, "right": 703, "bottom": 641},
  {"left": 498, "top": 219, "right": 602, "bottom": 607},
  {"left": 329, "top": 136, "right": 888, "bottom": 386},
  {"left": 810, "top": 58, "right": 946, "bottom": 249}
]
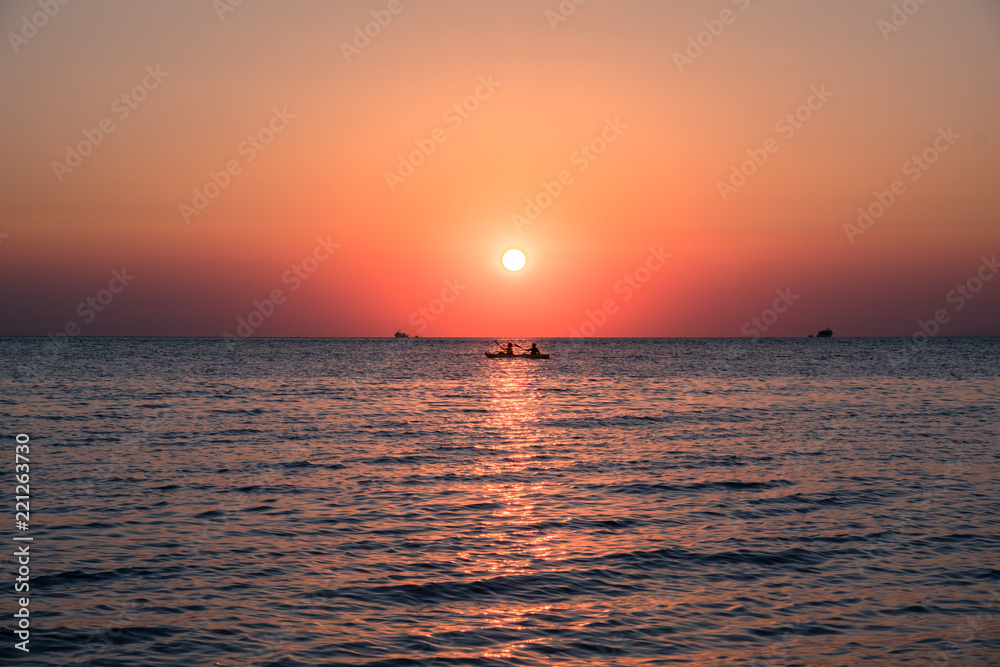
[{"left": 502, "top": 249, "right": 527, "bottom": 272}]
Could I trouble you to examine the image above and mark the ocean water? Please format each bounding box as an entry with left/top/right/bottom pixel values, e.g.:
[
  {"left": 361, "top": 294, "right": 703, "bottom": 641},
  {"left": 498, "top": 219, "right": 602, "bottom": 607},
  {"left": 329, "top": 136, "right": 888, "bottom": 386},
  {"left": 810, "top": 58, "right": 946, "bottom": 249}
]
[{"left": 1, "top": 336, "right": 999, "bottom": 666}]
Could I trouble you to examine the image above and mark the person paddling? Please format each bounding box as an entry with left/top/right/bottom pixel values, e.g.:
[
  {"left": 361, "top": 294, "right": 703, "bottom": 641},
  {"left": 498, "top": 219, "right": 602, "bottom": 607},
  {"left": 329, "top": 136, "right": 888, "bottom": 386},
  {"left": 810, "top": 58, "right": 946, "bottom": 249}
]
[
  {"left": 528, "top": 343, "right": 540, "bottom": 356},
  {"left": 505, "top": 342, "right": 515, "bottom": 356}
]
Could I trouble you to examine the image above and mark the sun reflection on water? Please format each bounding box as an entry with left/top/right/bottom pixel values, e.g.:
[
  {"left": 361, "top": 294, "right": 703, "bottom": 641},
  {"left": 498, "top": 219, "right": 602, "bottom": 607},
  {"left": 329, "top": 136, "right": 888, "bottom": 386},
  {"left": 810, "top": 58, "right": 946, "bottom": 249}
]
[{"left": 455, "top": 360, "right": 565, "bottom": 657}]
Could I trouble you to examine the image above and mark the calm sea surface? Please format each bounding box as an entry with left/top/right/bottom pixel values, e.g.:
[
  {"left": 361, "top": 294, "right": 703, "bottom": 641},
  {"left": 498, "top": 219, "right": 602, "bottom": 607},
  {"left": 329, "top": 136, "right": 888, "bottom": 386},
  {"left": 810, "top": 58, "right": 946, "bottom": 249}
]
[{"left": 1, "top": 337, "right": 999, "bottom": 666}]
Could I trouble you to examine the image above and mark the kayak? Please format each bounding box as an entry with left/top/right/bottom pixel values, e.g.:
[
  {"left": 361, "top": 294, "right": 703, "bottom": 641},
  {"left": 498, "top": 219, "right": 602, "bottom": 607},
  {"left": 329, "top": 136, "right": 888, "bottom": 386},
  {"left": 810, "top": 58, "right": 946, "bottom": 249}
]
[{"left": 485, "top": 352, "right": 550, "bottom": 359}]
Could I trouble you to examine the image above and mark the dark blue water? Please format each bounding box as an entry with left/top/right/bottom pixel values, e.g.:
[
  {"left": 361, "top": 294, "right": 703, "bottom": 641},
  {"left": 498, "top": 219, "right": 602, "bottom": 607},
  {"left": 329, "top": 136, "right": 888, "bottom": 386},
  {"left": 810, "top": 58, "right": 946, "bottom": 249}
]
[{"left": 2, "top": 337, "right": 999, "bottom": 665}]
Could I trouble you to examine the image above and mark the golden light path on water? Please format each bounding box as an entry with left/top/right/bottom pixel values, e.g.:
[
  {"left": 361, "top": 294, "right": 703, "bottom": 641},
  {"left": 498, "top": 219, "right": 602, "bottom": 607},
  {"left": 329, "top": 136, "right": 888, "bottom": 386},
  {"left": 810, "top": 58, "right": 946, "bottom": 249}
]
[
  {"left": 470, "top": 360, "right": 555, "bottom": 660},
  {"left": 436, "top": 358, "right": 649, "bottom": 663}
]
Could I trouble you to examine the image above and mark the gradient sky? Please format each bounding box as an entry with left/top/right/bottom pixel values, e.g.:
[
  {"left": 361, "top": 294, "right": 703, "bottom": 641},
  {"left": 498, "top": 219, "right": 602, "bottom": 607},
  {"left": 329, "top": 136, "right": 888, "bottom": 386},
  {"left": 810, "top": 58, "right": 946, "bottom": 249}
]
[{"left": 1, "top": 0, "right": 999, "bottom": 337}]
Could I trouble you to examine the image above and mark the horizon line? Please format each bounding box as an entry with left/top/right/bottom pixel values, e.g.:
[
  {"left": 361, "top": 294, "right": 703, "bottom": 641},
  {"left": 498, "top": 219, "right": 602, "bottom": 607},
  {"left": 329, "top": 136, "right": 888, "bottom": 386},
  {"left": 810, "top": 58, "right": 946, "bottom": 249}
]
[{"left": 2, "top": 334, "right": 998, "bottom": 340}]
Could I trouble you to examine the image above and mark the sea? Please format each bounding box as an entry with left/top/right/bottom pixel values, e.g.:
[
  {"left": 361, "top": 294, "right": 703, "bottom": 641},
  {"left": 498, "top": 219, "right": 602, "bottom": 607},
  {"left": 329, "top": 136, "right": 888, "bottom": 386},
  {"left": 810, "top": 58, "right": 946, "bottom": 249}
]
[{"left": 1, "top": 336, "right": 998, "bottom": 666}]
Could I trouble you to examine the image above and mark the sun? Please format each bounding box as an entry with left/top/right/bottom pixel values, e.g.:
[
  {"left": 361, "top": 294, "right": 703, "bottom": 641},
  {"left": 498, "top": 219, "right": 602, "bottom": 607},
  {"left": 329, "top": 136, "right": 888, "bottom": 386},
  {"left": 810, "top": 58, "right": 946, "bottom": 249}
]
[{"left": 501, "top": 248, "right": 526, "bottom": 272}]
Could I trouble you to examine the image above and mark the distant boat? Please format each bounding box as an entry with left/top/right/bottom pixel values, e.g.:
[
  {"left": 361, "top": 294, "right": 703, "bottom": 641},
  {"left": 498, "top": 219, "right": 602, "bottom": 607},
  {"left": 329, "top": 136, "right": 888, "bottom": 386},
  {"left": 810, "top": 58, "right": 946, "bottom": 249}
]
[
  {"left": 484, "top": 352, "right": 550, "bottom": 359},
  {"left": 816, "top": 328, "right": 833, "bottom": 337},
  {"left": 394, "top": 330, "right": 409, "bottom": 338}
]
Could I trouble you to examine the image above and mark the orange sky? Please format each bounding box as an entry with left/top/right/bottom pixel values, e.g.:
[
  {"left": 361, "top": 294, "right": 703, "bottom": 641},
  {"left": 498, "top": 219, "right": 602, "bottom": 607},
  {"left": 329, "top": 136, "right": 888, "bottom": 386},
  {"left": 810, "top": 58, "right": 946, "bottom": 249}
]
[{"left": 1, "top": 0, "right": 999, "bottom": 337}]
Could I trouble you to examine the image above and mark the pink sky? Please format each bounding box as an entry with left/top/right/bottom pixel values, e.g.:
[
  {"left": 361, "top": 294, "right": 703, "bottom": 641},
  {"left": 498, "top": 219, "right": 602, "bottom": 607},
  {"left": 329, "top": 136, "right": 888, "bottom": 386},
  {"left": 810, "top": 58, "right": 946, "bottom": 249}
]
[{"left": 1, "top": 0, "right": 998, "bottom": 337}]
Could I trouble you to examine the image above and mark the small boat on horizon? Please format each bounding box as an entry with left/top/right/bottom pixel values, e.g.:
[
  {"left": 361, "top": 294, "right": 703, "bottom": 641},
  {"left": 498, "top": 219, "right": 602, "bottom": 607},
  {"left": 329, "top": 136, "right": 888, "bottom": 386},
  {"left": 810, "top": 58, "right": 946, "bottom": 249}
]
[
  {"left": 394, "top": 330, "right": 409, "bottom": 338},
  {"left": 484, "top": 352, "right": 550, "bottom": 359},
  {"left": 816, "top": 328, "right": 833, "bottom": 337},
  {"left": 486, "top": 340, "right": 549, "bottom": 358}
]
